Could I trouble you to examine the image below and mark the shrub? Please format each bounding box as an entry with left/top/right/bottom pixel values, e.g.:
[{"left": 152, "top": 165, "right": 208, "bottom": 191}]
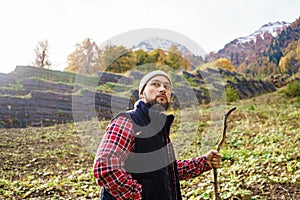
[
  {"left": 283, "top": 80, "right": 300, "bottom": 97},
  {"left": 226, "top": 85, "right": 239, "bottom": 102}
]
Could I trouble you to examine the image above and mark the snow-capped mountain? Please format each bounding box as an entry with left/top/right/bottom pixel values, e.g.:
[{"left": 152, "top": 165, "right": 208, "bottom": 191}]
[
  {"left": 208, "top": 21, "right": 290, "bottom": 67},
  {"left": 132, "top": 37, "right": 193, "bottom": 56}
]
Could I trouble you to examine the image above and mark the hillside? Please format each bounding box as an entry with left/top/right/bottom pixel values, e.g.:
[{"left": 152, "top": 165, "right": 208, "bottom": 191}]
[{"left": 0, "top": 65, "right": 277, "bottom": 128}]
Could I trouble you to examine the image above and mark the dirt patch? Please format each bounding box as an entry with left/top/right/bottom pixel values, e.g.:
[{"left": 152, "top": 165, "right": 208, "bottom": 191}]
[
  {"left": 246, "top": 182, "right": 300, "bottom": 200},
  {"left": 0, "top": 124, "right": 100, "bottom": 199}
]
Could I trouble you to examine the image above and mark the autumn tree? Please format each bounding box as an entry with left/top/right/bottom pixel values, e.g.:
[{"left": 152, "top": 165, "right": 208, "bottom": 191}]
[
  {"left": 165, "top": 45, "right": 183, "bottom": 70},
  {"left": 296, "top": 38, "right": 300, "bottom": 60},
  {"left": 33, "top": 39, "right": 51, "bottom": 68},
  {"left": 134, "top": 49, "right": 155, "bottom": 65},
  {"left": 279, "top": 38, "right": 300, "bottom": 74},
  {"left": 182, "top": 53, "right": 193, "bottom": 71},
  {"left": 279, "top": 51, "right": 294, "bottom": 73},
  {"left": 213, "top": 58, "right": 235, "bottom": 71},
  {"left": 102, "top": 44, "right": 136, "bottom": 73},
  {"left": 65, "top": 38, "right": 102, "bottom": 74},
  {"left": 237, "top": 62, "right": 247, "bottom": 74},
  {"left": 148, "top": 49, "right": 167, "bottom": 66}
]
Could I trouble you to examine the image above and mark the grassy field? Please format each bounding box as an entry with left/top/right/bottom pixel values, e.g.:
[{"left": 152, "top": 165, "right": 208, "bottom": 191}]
[
  {"left": 0, "top": 90, "right": 299, "bottom": 199},
  {"left": 173, "top": 92, "right": 300, "bottom": 199}
]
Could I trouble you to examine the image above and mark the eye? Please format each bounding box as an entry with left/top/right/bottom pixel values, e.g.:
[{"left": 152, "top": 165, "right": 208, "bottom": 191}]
[
  {"left": 151, "top": 82, "right": 160, "bottom": 87},
  {"left": 164, "top": 84, "right": 171, "bottom": 90}
]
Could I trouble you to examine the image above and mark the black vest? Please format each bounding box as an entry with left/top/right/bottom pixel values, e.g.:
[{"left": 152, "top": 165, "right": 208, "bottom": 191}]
[{"left": 101, "top": 101, "right": 182, "bottom": 200}]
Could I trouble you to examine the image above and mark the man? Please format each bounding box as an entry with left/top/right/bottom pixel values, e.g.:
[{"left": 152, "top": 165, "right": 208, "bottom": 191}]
[{"left": 94, "top": 70, "right": 221, "bottom": 200}]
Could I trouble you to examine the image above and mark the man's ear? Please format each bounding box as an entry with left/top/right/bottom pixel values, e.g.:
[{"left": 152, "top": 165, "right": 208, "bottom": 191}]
[
  {"left": 139, "top": 92, "right": 145, "bottom": 99},
  {"left": 139, "top": 89, "right": 146, "bottom": 100}
]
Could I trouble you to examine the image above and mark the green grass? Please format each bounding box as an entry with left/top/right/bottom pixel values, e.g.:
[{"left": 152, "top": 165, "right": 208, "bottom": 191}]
[
  {"left": 0, "top": 90, "right": 299, "bottom": 199},
  {"left": 172, "top": 93, "right": 300, "bottom": 200}
]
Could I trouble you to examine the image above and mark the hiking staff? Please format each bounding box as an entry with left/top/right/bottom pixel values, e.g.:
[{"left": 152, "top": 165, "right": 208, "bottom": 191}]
[{"left": 213, "top": 106, "right": 237, "bottom": 200}]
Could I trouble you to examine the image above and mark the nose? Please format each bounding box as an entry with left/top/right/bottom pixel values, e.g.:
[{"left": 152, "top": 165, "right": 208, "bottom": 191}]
[
  {"left": 159, "top": 85, "right": 166, "bottom": 93},
  {"left": 159, "top": 84, "right": 166, "bottom": 91}
]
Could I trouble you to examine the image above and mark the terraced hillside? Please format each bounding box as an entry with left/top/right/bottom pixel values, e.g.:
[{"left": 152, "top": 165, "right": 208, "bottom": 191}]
[{"left": 0, "top": 66, "right": 277, "bottom": 128}]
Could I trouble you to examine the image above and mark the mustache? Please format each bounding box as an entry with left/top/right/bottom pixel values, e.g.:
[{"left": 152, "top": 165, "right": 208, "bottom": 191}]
[{"left": 156, "top": 94, "right": 167, "bottom": 99}]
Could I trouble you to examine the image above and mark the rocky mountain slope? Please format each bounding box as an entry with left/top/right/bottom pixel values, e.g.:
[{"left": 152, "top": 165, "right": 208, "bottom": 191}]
[{"left": 207, "top": 21, "right": 290, "bottom": 67}]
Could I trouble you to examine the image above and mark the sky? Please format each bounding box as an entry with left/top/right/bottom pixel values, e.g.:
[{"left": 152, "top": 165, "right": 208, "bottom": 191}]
[{"left": 0, "top": 0, "right": 299, "bottom": 74}]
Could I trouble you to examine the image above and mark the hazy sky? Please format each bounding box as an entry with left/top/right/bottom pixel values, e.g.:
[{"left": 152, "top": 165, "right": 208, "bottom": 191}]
[{"left": 0, "top": 0, "right": 299, "bottom": 74}]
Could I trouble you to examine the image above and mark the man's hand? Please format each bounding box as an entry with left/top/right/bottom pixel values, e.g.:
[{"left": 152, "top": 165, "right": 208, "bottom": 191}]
[{"left": 205, "top": 150, "right": 222, "bottom": 169}]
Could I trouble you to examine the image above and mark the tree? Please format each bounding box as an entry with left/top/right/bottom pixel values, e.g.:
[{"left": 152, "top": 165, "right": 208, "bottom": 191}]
[
  {"left": 134, "top": 49, "right": 155, "bottom": 66},
  {"left": 265, "top": 40, "right": 283, "bottom": 65},
  {"left": 278, "top": 38, "right": 300, "bottom": 74},
  {"left": 65, "top": 38, "right": 102, "bottom": 74},
  {"left": 237, "top": 62, "right": 247, "bottom": 74},
  {"left": 296, "top": 38, "right": 300, "bottom": 61},
  {"left": 148, "top": 48, "right": 167, "bottom": 66},
  {"left": 165, "top": 45, "right": 183, "bottom": 70},
  {"left": 213, "top": 58, "right": 235, "bottom": 71},
  {"left": 102, "top": 44, "right": 136, "bottom": 73},
  {"left": 226, "top": 85, "right": 239, "bottom": 102},
  {"left": 33, "top": 39, "right": 51, "bottom": 68},
  {"left": 182, "top": 52, "right": 193, "bottom": 71}
]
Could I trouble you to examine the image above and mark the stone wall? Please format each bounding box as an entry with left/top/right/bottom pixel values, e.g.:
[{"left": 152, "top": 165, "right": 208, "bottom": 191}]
[
  {"left": 0, "top": 89, "right": 130, "bottom": 128},
  {"left": 183, "top": 69, "right": 277, "bottom": 100}
]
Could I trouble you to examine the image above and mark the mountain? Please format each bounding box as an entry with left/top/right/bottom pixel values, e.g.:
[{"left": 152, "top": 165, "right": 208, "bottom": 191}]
[
  {"left": 131, "top": 19, "right": 300, "bottom": 76},
  {"left": 132, "top": 36, "right": 194, "bottom": 56},
  {"left": 132, "top": 36, "right": 204, "bottom": 67},
  {"left": 207, "top": 21, "right": 290, "bottom": 71}
]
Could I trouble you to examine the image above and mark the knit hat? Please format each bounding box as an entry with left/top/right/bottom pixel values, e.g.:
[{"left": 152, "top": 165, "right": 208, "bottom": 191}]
[{"left": 139, "top": 70, "right": 172, "bottom": 95}]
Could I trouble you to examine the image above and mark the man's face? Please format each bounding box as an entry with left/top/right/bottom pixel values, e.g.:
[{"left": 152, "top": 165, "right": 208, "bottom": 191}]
[{"left": 140, "top": 75, "right": 171, "bottom": 110}]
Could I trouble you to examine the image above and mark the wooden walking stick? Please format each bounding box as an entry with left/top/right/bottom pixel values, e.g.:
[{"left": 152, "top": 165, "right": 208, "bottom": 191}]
[{"left": 213, "top": 106, "right": 237, "bottom": 200}]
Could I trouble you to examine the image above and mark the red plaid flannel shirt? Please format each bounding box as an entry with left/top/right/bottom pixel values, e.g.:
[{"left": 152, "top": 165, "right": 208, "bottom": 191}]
[{"left": 93, "top": 116, "right": 211, "bottom": 200}]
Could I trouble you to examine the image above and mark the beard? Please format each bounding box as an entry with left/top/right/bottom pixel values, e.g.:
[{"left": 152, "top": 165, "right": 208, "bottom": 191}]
[{"left": 146, "top": 97, "right": 169, "bottom": 111}]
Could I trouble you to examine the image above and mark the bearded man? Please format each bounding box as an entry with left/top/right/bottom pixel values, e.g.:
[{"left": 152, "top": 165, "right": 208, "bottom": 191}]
[{"left": 94, "top": 70, "right": 221, "bottom": 200}]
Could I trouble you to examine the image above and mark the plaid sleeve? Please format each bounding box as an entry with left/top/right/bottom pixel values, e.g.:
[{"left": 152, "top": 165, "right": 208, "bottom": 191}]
[
  {"left": 93, "top": 116, "right": 142, "bottom": 200},
  {"left": 177, "top": 156, "right": 212, "bottom": 180}
]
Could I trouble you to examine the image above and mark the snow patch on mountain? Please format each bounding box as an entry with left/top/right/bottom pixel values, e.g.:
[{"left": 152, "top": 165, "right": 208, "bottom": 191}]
[{"left": 236, "top": 21, "right": 290, "bottom": 44}]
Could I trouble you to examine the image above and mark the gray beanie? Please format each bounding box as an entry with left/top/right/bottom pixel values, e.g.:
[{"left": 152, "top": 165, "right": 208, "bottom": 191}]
[{"left": 139, "top": 70, "right": 172, "bottom": 95}]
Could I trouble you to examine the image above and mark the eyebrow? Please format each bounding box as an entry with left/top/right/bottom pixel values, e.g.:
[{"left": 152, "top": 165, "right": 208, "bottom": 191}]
[{"left": 149, "top": 79, "right": 170, "bottom": 85}]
